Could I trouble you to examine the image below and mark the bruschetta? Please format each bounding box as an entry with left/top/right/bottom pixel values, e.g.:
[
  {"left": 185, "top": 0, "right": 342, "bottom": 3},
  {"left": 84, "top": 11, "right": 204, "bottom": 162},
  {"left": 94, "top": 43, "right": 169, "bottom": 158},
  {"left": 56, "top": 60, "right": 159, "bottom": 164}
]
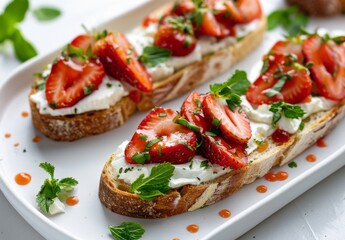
[
  {"left": 28, "top": 0, "right": 265, "bottom": 141},
  {"left": 98, "top": 31, "right": 345, "bottom": 218}
]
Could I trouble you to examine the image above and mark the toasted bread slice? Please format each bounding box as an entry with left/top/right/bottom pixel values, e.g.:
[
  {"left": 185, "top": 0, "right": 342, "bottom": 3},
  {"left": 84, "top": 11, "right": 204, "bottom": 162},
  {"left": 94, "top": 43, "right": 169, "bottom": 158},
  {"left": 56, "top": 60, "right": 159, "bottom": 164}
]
[
  {"left": 99, "top": 100, "right": 345, "bottom": 218},
  {"left": 29, "top": 14, "right": 266, "bottom": 141}
]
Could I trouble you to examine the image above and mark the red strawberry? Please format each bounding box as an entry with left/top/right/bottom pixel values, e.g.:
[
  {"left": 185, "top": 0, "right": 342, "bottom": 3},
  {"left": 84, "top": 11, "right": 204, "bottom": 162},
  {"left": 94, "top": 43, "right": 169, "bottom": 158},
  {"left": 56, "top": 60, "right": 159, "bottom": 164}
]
[
  {"left": 70, "top": 34, "right": 95, "bottom": 54},
  {"left": 199, "top": 135, "right": 248, "bottom": 169},
  {"left": 125, "top": 108, "right": 197, "bottom": 164},
  {"left": 303, "top": 35, "right": 345, "bottom": 101},
  {"left": 45, "top": 58, "right": 105, "bottom": 109},
  {"left": 202, "top": 93, "right": 251, "bottom": 144},
  {"left": 196, "top": 10, "right": 233, "bottom": 37},
  {"left": 172, "top": 0, "right": 195, "bottom": 16},
  {"left": 246, "top": 53, "right": 312, "bottom": 104},
  {"left": 270, "top": 40, "right": 304, "bottom": 63},
  {"left": 93, "top": 32, "right": 152, "bottom": 92},
  {"left": 180, "top": 92, "right": 211, "bottom": 134}
]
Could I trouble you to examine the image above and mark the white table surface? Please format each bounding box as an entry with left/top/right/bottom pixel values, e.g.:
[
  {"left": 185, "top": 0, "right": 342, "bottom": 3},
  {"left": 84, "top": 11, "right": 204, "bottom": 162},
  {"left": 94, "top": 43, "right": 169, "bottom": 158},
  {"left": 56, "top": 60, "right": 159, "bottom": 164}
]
[{"left": 1, "top": 0, "right": 345, "bottom": 239}]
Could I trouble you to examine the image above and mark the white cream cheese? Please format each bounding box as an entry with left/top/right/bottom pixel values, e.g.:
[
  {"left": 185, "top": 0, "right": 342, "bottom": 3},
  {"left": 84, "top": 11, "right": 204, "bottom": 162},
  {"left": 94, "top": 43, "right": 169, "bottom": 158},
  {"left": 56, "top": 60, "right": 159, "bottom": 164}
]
[
  {"left": 112, "top": 141, "right": 231, "bottom": 189},
  {"left": 235, "top": 20, "right": 259, "bottom": 38},
  {"left": 48, "top": 197, "right": 65, "bottom": 215},
  {"left": 30, "top": 75, "right": 128, "bottom": 116}
]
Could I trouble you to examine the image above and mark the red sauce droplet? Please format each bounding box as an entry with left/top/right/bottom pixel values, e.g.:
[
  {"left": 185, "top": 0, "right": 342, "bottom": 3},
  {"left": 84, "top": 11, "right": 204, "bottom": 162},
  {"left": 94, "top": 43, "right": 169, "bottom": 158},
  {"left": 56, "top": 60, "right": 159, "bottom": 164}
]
[
  {"left": 66, "top": 196, "right": 79, "bottom": 206},
  {"left": 14, "top": 143, "right": 20, "bottom": 147},
  {"left": 271, "top": 129, "right": 290, "bottom": 144},
  {"left": 32, "top": 136, "right": 41, "bottom": 143},
  {"left": 306, "top": 154, "right": 317, "bottom": 162},
  {"left": 257, "top": 140, "right": 269, "bottom": 153},
  {"left": 219, "top": 209, "right": 231, "bottom": 218},
  {"left": 256, "top": 185, "right": 267, "bottom": 193},
  {"left": 21, "top": 111, "right": 29, "bottom": 117},
  {"left": 186, "top": 224, "right": 199, "bottom": 233},
  {"left": 316, "top": 138, "right": 327, "bottom": 148},
  {"left": 265, "top": 171, "right": 288, "bottom": 182},
  {"left": 15, "top": 172, "right": 31, "bottom": 185},
  {"left": 4, "top": 133, "right": 11, "bottom": 138}
]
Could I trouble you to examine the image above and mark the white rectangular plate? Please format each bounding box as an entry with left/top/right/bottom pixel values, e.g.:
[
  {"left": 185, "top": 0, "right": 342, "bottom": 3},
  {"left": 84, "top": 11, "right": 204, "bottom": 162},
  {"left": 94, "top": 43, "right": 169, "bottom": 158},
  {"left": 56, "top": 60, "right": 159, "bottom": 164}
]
[{"left": 1, "top": 2, "right": 345, "bottom": 240}]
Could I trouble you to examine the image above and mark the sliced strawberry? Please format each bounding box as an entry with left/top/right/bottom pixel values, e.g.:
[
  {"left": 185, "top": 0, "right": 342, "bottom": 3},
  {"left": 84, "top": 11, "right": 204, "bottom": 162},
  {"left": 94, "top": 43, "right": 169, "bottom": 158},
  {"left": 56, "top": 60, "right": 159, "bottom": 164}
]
[
  {"left": 246, "top": 54, "right": 312, "bottom": 104},
  {"left": 196, "top": 10, "right": 233, "bottom": 37},
  {"left": 270, "top": 40, "right": 304, "bottom": 63},
  {"left": 236, "top": 0, "right": 262, "bottom": 23},
  {"left": 303, "top": 35, "right": 345, "bottom": 101},
  {"left": 172, "top": 0, "right": 195, "bottom": 16},
  {"left": 125, "top": 108, "right": 197, "bottom": 164},
  {"left": 45, "top": 58, "right": 105, "bottom": 109},
  {"left": 154, "top": 18, "right": 197, "bottom": 56},
  {"left": 180, "top": 92, "right": 211, "bottom": 133},
  {"left": 93, "top": 32, "right": 152, "bottom": 92},
  {"left": 199, "top": 135, "right": 248, "bottom": 169},
  {"left": 70, "top": 34, "right": 95, "bottom": 54},
  {"left": 202, "top": 93, "right": 251, "bottom": 144}
]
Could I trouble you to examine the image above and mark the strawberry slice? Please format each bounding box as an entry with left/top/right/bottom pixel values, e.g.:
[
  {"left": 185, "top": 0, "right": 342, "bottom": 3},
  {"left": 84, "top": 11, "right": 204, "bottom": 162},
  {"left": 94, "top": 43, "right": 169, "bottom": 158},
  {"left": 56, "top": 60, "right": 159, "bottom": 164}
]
[
  {"left": 236, "top": 0, "right": 262, "bottom": 23},
  {"left": 302, "top": 35, "right": 345, "bottom": 101},
  {"left": 197, "top": 10, "right": 233, "bottom": 37},
  {"left": 70, "top": 34, "right": 95, "bottom": 54},
  {"left": 199, "top": 135, "right": 248, "bottom": 169},
  {"left": 180, "top": 92, "right": 211, "bottom": 133},
  {"left": 246, "top": 53, "right": 312, "bottom": 104},
  {"left": 270, "top": 40, "right": 304, "bottom": 63},
  {"left": 45, "top": 58, "right": 105, "bottom": 109},
  {"left": 125, "top": 108, "right": 197, "bottom": 164},
  {"left": 202, "top": 93, "right": 251, "bottom": 144},
  {"left": 93, "top": 32, "right": 152, "bottom": 92}
]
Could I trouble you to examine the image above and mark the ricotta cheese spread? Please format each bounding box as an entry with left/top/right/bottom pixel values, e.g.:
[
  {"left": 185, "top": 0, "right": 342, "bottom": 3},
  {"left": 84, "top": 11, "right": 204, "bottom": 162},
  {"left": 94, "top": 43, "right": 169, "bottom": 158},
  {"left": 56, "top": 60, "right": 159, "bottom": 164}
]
[
  {"left": 111, "top": 141, "right": 231, "bottom": 189},
  {"left": 30, "top": 75, "right": 128, "bottom": 116}
]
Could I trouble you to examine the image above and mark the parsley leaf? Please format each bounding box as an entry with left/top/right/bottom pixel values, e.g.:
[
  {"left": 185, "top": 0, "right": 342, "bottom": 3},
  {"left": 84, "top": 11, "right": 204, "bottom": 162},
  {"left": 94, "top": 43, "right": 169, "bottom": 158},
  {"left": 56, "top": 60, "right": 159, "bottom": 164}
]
[
  {"left": 210, "top": 70, "right": 250, "bottom": 111},
  {"left": 109, "top": 222, "right": 145, "bottom": 240},
  {"left": 139, "top": 46, "right": 171, "bottom": 68},
  {"left": 267, "top": 6, "right": 308, "bottom": 37},
  {"left": 130, "top": 163, "right": 174, "bottom": 201},
  {"left": 36, "top": 162, "right": 78, "bottom": 214},
  {"left": 269, "top": 102, "right": 305, "bottom": 126},
  {"left": 32, "top": 6, "right": 61, "bottom": 21}
]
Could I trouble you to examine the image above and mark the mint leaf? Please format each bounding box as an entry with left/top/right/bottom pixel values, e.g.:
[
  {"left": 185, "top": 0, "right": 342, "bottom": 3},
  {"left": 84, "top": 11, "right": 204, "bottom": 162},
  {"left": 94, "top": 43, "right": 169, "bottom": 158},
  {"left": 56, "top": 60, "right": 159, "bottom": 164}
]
[
  {"left": 109, "top": 222, "right": 145, "bottom": 240},
  {"left": 130, "top": 163, "right": 174, "bottom": 201},
  {"left": 39, "top": 162, "right": 55, "bottom": 179},
  {"left": 269, "top": 102, "right": 305, "bottom": 126},
  {"left": 58, "top": 177, "right": 78, "bottom": 191},
  {"left": 4, "top": 0, "right": 29, "bottom": 23},
  {"left": 0, "top": 14, "right": 15, "bottom": 43},
  {"left": 139, "top": 46, "right": 171, "bottom": 68},
  {"left": 210, "top": 70, "right": 250, "bottom": 111},
  {"left": 10, "top": 28, "right": 38, "bottom": 62},
  {"left": 33, "top": 6, "right": 61, "bottom": 21},
  {"left": 132, "top": 152, "right": 150, "bottom": 164}
]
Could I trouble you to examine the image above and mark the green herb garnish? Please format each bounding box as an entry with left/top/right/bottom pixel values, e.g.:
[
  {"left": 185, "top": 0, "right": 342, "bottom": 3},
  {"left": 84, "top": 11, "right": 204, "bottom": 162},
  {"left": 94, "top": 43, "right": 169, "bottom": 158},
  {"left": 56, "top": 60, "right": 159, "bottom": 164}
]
[
  {"left": 210, "top": 70, "right": 250, "bottom": 111},
  {"left": 130, "top": 163, "right": 174, "bottom": 200},
  {"left": 200, "top": 160, "right": 211, "bottom": 169},
  {"left": 32, "top": 6, "right": 61, "bottom": 21},
  {"left": 269, "top": 101, "right": 305, "bottom": 126},
  {"left": 36, "top": 162, "right": 78, "bottom": 213},
  {"left": 139, "top": 46, "right": 171, "bottom": 68},
  {"left": 288, "top": 161, "right": 298, "bottom": 168},
  {"left": 175, "top": 117, "right": 201, "bottom": 132},
  {"left": 109, "top": 222, "right": 145, "bottom": 240}
]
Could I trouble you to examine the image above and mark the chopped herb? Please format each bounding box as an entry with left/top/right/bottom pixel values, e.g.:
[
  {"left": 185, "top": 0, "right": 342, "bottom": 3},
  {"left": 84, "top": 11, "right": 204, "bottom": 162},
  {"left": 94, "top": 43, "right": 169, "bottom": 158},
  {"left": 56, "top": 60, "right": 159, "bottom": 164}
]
[
  {"left": 74, "top": 108, "right": 78, "bottom": 114},
  {"left": 36, "top": 79, "right": 46, "bottom": 91},
  {"left": 189, "top": 161, "right": 194, "bottom": 169},
  {"left": 269, "top": 101, "right": 305, "bottom": 126},
  {"left": 254, "top": 139, "right": 265, "bottom": 145},
  {"left": 139, "top": 46, "right": 172, "bottom": 68},
  {"left": 49, "top": 102, "right": 57, "bottom": 108},
  {"left": 299, "top": 121, "right": 305, "bottom": 131},
  {"left": 157, "top": 145, "right": 162, "bottom": 156},
  {"left": 106, "top": 83, "right": 112, "bottom": 88},
  {"left": 130, "top": 163, "right": 174, "bottom": 200},
  {"left": 210, "top": 70, "right": 250, "bottom": 111},
  {"left": 175, "top": 117, "right": 201, "bottom": 132},
  {"left": 261, "top": 57, "right": 270, "bottom": 74},
  {"left": 194, "top": 99, "right": 201, "bottom": 108},
  {"left": 83, "top": 84, "right": 96, "bottom": 95},
  {"left": 200, "top": 160, "right": 211, "bottom": 169},
  {"left": 288, "top": 161, "right": 298, "bottom": 168},
  {"left": 139, "top": 134, "right": 148, "bottom": 141},
  {"left": 181, "top": 142, "right": 195, "bottom": 152},
  {"left": 119, "top": 167, "right": 123, "bottom": 174},
  {"left": 145, "top": 138, "right": 162, "bottom": 151},
  {"left": 205, "top": 131, "right": 217, "bottom": 137},
  {"left": 197, "top": 177, "right": 201, "bottom": 181},
  {"left": 306, "top": 62, "right": 314, "bottom": 69},
  {"left": 109, "top": 222, "right": 145, "bottom": 240},
  {"left": 132, "top": 152, "right": 151, "bottom": 164},
  {"left": 212, "top": 118, "right": 221, "bottom": 127},
  {"left": 265, "top": 67, "right": 292, "bottom": 97}
]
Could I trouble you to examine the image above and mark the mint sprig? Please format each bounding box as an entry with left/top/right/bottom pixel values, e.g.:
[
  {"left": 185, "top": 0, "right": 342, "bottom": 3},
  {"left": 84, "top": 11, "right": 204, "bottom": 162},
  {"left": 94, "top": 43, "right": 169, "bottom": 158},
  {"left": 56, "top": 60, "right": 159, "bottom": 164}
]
[
  {"left": 210, "top": 70, "right": 250, "bottom": 111},
  {"left": 109, "top": 222, "right": 145, "bottom": 240},
  {"left": 269, "top": 101, "right": 305, "bottom": 126},
  {"left": 130, "top": 163, "right": 174, "bottom": 201},
  {"left": 36, "top": 162, "right": 78, "bottom": 213},
  {"left": 139, "top": 46, "right": 171, "bottom": 68}
]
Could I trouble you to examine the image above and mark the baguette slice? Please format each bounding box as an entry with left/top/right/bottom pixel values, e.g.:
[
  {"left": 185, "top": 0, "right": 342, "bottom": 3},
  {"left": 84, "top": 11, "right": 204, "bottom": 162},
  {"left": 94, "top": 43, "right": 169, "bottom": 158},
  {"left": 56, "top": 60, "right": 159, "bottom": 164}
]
[
  {"left": 29, "top": 14, "right": 266, "bottom": 141},
  {"left": 99, "top": 99, "right": 345, "bottom": 218}
]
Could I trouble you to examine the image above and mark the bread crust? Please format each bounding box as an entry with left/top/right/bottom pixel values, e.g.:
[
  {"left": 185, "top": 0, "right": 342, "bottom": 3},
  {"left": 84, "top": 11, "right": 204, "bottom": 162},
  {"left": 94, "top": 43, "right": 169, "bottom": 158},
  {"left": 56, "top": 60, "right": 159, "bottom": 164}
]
[
  {"left": 29, "top": 86, "right": 136, "bottom": 141},
  {"left": 137, "top": 15, "right": 267, "bottom": 111},
  {"left": 99, "top": 100, "right": 345, "bottom": 218}
]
